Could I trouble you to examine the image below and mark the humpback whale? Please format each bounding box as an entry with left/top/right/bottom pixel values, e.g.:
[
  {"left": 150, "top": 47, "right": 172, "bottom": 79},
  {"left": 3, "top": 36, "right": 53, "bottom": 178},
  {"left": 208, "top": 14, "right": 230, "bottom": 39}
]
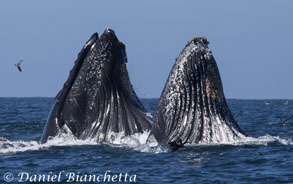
[
  {"left": 150, "top": 37, "right": 246, "bottom": 145},
  {"left": 40, "top": 29, "right": 152, "bottom": 143}
]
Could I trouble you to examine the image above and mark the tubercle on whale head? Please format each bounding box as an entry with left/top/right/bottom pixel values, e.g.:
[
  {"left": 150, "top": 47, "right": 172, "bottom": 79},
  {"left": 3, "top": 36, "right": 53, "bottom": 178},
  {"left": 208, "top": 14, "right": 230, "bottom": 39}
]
[
  {"left": 97, "top": 28, "right": 128, "bottom": 68},
  {"left": 191, "top": 37, "right": 210, "bottom": 45},
  {"left": 184, "top": 36, "right": 210, "bottom": 50},
  {"left": 100, "top": 29, "right": 119, "bottom": 42}
]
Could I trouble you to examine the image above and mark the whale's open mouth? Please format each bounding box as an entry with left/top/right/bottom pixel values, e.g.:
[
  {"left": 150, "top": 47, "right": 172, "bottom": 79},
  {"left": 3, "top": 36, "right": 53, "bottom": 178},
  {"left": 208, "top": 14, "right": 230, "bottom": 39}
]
[
  {"left": 40, "top": 29, "right": 152, "bottom": 143},
  {"left": 150, "top": 37, "right": 246, "bottom": 145}
]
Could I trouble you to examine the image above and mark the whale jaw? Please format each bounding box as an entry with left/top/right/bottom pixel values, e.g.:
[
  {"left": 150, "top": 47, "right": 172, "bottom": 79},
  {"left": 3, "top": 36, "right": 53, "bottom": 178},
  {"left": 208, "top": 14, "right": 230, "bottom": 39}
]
[
  {"left": 40, "top": 29, "right": 152, "bottom": 143},
  {"left": 151, "top": 37, "right": 246, "bottom": 145}
]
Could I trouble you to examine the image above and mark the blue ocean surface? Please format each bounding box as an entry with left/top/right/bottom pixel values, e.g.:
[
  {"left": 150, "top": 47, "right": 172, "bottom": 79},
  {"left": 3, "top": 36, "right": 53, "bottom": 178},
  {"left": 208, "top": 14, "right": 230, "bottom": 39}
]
[{"left": 0, "top": 98, "right": 292, "bottom": 183}]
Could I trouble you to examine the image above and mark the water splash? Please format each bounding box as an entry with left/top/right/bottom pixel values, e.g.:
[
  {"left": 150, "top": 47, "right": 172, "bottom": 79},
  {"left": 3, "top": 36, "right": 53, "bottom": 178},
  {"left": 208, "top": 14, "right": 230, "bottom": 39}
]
[
  {"left": 0, "top": 134, "right": 97, "bottom": 154},
  {"left": 0, "top": 131, "right": 165, "bottom": 154},
  {"left": 0, "top": 133, "right": 292, "bottom": 154},
  {"left": 103, "top": 131, "right": 167, "bottom": 153},
  {"left": 189, "top": 134, "right": 293, "bottom": 146}
]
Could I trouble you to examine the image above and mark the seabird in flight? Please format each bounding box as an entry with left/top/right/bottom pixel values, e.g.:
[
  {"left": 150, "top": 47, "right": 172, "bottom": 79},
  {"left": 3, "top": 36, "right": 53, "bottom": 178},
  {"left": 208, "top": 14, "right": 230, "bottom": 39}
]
[{"left": 15, "top": 60, "right": 23, "bottom": 72}]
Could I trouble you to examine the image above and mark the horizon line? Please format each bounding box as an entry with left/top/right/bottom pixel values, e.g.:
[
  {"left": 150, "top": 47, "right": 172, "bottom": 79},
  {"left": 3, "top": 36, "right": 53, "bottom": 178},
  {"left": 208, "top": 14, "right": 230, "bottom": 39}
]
[{"left": 0, "top": 96, "right": 292, "bottom": 100}]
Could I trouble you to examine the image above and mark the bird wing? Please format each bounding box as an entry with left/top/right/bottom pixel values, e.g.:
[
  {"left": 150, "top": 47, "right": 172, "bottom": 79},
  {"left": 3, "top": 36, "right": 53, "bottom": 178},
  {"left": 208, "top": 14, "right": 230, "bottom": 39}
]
[{"left": 17, "top": 65, "right": 22, "bottom": 72}]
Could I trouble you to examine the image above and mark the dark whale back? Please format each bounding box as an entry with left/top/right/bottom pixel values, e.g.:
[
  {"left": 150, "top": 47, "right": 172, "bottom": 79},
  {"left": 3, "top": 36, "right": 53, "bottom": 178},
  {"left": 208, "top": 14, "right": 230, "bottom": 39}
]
[
  {"left": 151, "top": 37, "right": 246, "bottom": 145},
  {"left": 40, "top": 29, "right": 152, "bottom": 143}
]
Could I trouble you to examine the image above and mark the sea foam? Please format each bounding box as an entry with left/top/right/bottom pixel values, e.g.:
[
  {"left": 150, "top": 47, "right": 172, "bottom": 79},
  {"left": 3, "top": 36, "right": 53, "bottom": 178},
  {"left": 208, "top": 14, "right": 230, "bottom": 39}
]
[{"left": 0, "top": 133, "right": 292, "bottom": 154}]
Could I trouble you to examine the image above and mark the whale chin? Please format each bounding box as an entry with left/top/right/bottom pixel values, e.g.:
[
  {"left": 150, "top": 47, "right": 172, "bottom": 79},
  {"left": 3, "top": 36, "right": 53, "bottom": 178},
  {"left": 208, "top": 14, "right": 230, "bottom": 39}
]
[
  {"left": 40, "top": 29, "right": 152, "bottom": 143},
  {"left": 150, "top": 37, "right": 246, "bottom": 145}
]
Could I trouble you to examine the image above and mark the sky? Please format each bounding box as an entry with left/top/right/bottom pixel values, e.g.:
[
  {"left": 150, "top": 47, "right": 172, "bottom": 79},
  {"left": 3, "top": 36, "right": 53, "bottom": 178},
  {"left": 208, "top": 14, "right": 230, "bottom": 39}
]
[{"left": 0, "top": 1, "right": 292, "bottom": 99}]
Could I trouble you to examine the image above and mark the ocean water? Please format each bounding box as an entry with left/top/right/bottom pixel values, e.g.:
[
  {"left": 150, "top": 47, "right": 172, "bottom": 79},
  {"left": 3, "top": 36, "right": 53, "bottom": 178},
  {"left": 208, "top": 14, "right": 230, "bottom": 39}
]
[{"left": 0, "top": 98, "right": 292, "bottom": 183}]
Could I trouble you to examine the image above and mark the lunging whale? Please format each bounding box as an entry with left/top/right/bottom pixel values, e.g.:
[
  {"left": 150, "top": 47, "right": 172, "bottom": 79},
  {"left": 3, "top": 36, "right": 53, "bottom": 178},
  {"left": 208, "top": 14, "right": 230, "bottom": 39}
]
[
  {"left": 41, "top": 30, "right": 246, "bottom": 149},
  {"left": 149, "top": 37, "right": 246, "bottom": 145},
  {"left": 40, "top": 29, "right": 152, "bottom": 143}
]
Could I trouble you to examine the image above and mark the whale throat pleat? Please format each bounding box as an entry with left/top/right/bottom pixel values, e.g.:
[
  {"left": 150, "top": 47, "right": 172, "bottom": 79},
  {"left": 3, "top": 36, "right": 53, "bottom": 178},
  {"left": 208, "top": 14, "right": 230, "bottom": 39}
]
[
  {"left": 152, "top": 37, "right": 246, "bottom": 144},
  {"left": 40, "top": 30, "right": 152, "bottom": 143}
]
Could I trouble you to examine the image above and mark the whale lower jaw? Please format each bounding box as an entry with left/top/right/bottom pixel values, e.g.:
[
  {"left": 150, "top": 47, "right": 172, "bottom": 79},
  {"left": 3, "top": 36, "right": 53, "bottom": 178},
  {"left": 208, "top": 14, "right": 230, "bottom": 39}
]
[
  {"left": 40, "top": 29, "right": 152, "bottom": 143},
  {"left": 150, "top": 37, "right": 246, "bottom": 145},
  {"left": 170, "top": 116, "right": 246, "bottom": 144}
]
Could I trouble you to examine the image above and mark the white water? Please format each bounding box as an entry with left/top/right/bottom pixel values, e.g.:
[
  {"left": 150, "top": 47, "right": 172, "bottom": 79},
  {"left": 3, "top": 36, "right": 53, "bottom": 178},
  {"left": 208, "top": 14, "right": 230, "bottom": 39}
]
[{"left": 0, "top": 133, "right": 292, "bottom": 154}]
